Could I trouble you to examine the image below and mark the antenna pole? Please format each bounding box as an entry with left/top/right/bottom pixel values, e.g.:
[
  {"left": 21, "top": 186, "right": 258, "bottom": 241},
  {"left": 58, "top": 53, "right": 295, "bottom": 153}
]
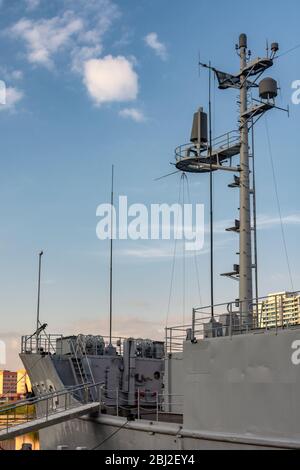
[
  {"left": 36, "top": 250, "right": 43, "bottom": 350},
  {"left": 208, "top": 62, "right": 214, "bottom": 319},
  {"left": 109, "top": 165, "right": 114, "bottom": 345},
  {"left": 239, "top": 34, "right": 253, "bottom": 327}
]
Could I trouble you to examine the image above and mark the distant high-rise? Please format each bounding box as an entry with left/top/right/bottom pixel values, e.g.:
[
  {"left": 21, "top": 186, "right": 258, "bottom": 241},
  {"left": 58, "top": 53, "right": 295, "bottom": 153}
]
[
  {"left": 257, "top": 292, "right": 300, "bottom": 328},
  {"left": 0, "top": 370, "right": 17, "bottom": 395},
  {"left": 0, "top": 369, "right": 31, "bottom": 400},
  {"left": 17, "top": 369, "right": 31, "bottom": 395}
]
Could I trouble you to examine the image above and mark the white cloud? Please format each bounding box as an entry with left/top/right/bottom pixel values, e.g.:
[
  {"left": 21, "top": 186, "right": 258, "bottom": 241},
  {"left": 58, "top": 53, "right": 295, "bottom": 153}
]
[
  {"left": 204, "top": 214, "right": 300, "bottom": 235},
  {"left": 70, "top": 0, "right": 120, "bottom": 72},
  {"left": 71, "top": 45, "right": 103, "bottom": 73},
  {"left": 11, "top": 70, "right": 23, "bottom": 80},
  {"left": 116, "top": 237, "right": 232, "bottom": 261},
  {"left": 9, "top": 13, "right": 83, "bottom": 68},
  {"left": 0, "top": 67, "right": 23, "bottom": 82},
  {"left": 83, "top": 55, "right": 138, "bottom": 105},
  {"left": 0, "top": 87, "right": 24, "bottom": 111},
  {"left": 6, "top": 2, "right": 143, "bottom": 109},
  {"left": 257, "top": 213, "right": 300, "bottom": 229},
  {"left": 144, "top": 32, "right": 167, "bottom": 60},
  {"left": 8, "top": 1, "right": 120, "bottom": 71},
  {"left": 25, "top": 0, "right": 40, "bottom": 10},
  {"left": 119, "top": 107, "right": 145, "bottom": 122}
]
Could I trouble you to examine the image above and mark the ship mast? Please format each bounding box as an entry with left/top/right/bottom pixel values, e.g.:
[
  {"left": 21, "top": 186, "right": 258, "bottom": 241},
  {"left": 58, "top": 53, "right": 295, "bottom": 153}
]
[
  {"left": 175, "top": 33, "right": 287, "bottom": 327},
  {"left": 238, "top": 34, "right": 253, "bottom": 327},
  {"left": 109, "top": 165, "right": 114, "bottom": 346}
]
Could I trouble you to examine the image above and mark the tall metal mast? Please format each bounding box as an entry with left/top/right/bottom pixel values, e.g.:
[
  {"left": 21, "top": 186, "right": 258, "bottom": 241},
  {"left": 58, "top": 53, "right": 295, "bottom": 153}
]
[
  {"left": 238, "top": 34, "right": 253, "bottom": 327},
  {"left": 208, "top": 62, "right": 214, "bottom": 319},
  {"left": 175, "top": 34, "right": 287, "bottom": 329},
  {"left": 109, "top": 165, "right": 114, "bottom": 345},
  {"left": 36, "top": 250, "right": 43, "bottom": 348}
]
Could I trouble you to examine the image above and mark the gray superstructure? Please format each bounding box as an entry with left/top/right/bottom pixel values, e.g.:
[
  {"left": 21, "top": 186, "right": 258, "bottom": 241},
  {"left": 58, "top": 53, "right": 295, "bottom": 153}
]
[{"left": 20, "top": 309, "right": 300, "bottom": 449}]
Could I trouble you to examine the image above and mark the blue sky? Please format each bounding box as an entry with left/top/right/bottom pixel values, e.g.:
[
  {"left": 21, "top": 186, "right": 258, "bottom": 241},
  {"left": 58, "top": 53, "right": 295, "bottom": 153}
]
[{"left": 1, "top": 0, "right": 300, "bottom": 368}]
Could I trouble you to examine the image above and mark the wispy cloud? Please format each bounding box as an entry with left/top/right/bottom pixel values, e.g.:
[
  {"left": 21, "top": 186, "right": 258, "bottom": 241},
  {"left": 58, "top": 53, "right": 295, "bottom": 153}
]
[
  {"left": 206, "top": 213, "right": 300, "bottom": 234},
  {"left": 0, "top": 87, "right": 24, "bottom": 112},
  {"left": 119, "top": 107, "right": 146, "bottom": 122},
  {"left": 8, "top": 13, "right": 83, "bottom": 69},
  {"left": 25, "top": 0, "right": 40, "bottom": 10},
  {"left": 257, "top": 213, "right": 300, "bottom": 229},
  {"left": 144, "top": 32, "right": 167, "bottom": 60},
  {"left": 93, "top": 212, "right": 300, "bottom": 262},
  {"left": 6, "top": 1, "right": 141, "bottom": 109},
  {"left": 116, "top": 237, "right": 233, "bottom": 261},
  {"left": 7, "top": 0, "right": 120, "bottom": 71},
  {"left": 0, "top": 67, "right": 23, "bottom": 82},
  {"left": 66, "top": 316, "right": 166, "bottom": 341}
]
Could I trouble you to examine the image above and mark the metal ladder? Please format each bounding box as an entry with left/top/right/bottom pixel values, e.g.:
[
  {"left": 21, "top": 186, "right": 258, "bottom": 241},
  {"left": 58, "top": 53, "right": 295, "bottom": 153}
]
[{"left": 69, "top": 339, "right": 96, "bottom": 401}]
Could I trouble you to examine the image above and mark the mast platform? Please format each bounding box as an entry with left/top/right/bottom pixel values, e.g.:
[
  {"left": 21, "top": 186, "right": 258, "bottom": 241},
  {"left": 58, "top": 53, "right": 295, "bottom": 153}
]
[
  {"left": 175, "top": 130, "right": 240, "bottom": 173},
  {"left": 241, "top": 101, "right": 274, "bottom": 120}
]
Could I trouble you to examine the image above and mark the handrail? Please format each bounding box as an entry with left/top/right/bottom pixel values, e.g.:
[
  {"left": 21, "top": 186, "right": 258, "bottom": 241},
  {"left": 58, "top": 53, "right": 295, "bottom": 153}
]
[
  {"left": 0, "top": 382, "right": 104, "bottom": 436},
  {"left": 99, "top": 386, "right": 184, "bottom": 421},
  {"left": 21, "top": 333, "right": 127, "bottom": 356},
  {"left": 0, "top": 381, "right": 103, "bottom": 415},
  {"left": 175, "top": 130, "right": 240, "bottom": 161},
  {"left": 165, "top": 291, "right": 300, "bottom": 352},
  {"left": 193, "top": 290, "right": 300, "bottom": 313}
]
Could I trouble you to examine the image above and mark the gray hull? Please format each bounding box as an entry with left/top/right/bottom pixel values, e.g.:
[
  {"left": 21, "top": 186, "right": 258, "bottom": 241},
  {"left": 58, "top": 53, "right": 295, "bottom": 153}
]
[{"left": 20, "top": 327, "right": 300, "bottom": 450}]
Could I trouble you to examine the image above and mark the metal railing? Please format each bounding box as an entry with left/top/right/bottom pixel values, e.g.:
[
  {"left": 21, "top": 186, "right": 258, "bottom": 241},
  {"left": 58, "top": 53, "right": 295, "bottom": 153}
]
[
  {"left": 98, "top": 336, "right": 126, "bottom": 356},
  {"left": 175, "top": 130, "right": 240, "bottom": 161},
  {"left": 0, "top": 382, "right": 102, "bottom": 435},
  {"left": 166, "top": 291, "right": 300, "bottom": 353},
  {"left": 212, "top": 129, "right": 240, "bottom": 151},
  {"left": 99, "top": 386, "right": 183, "bottom": 421},
  {"left": 21, "top": 333, "right": 63, "bottom": 355},
  {"left": 21, "top": 333, "right": 127, "bottom": 356}
]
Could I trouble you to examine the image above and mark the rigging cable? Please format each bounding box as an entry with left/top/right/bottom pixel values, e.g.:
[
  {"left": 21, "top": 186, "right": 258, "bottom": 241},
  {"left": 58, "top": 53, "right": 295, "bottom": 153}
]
[
  {"left": 165, "top": 173, "right": 203, "bottom": 326},
  {"left": 265, "top": 117, "right": 294, "bottom": 292},
  {"left": 91, "top": 419, "right": 129, "bottom": 450},
  {"left": 165, "top": 173, "right": 184, "bottom": 328},
  {"left": 276, "top": 43, "right": 300, "bottom": 59},
  {"left": 185, "top": 174, "right": 203, "bottom": 307},
  {"left": 2, "top": 354, "right": 44, "bottom": 396},
  {"left": 208, "top": 61, "right": 214, "bottom": 318},
  {"left": 182, "top": 173, "right": 186, "bottom": 325},
  {"left": 251, "top": 119, "right": 259, "bottom": 313}
]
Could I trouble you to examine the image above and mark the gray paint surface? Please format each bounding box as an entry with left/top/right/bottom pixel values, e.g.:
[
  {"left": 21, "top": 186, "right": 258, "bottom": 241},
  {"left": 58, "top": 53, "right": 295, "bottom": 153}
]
[
  {"left": 20, "top": 328, "right": 300, "bottom": 449},
  {"left": 183, "top": 328, "right": 300, "bottom": 442}
]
